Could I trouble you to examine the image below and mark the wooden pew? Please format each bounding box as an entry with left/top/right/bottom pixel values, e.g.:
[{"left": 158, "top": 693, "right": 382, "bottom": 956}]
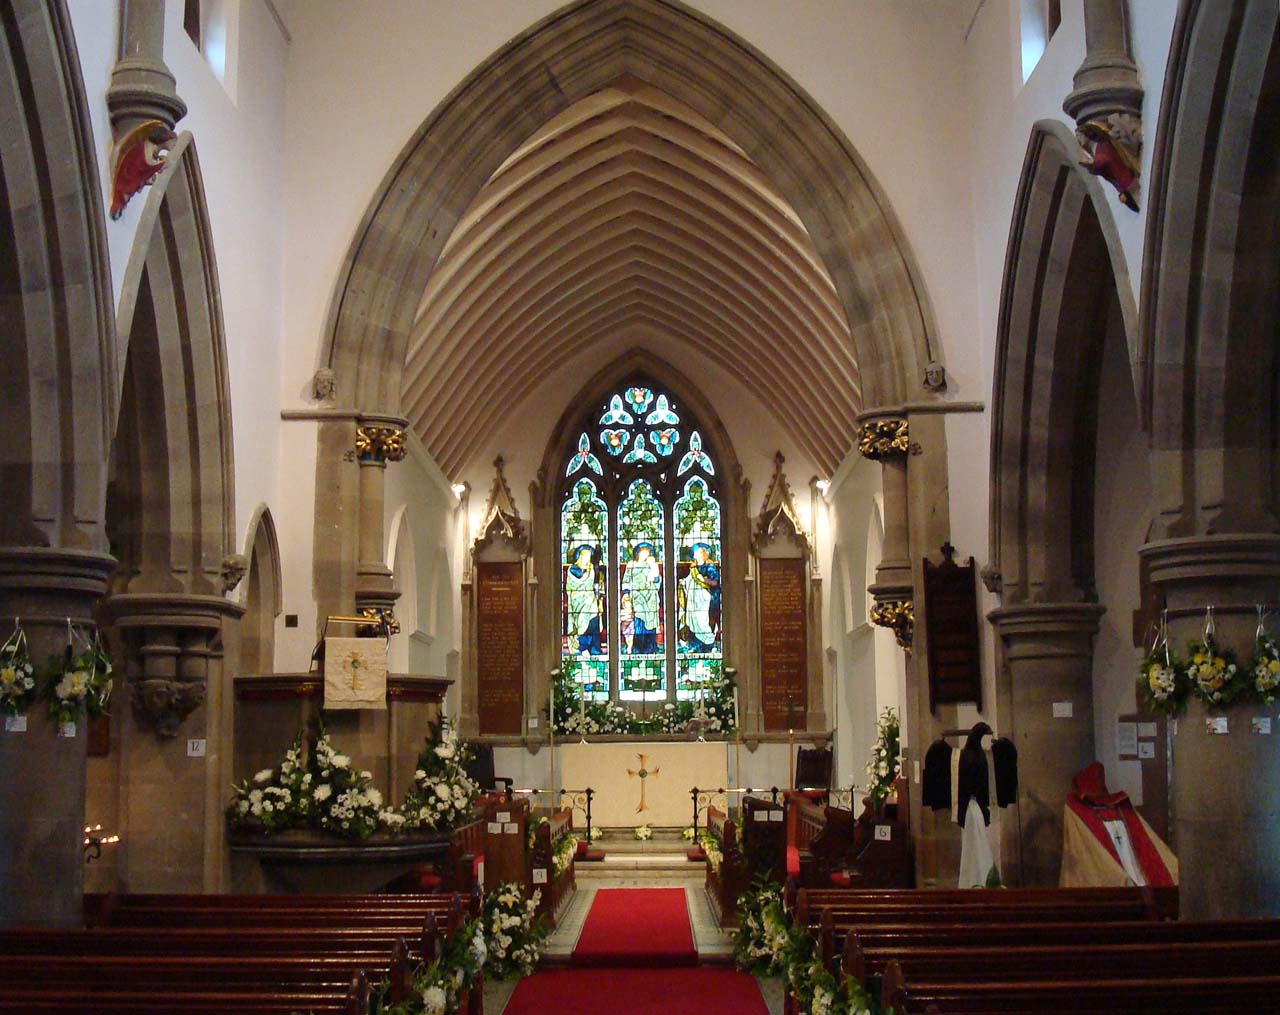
[
  {"left": 881, "top": 958, "right": 1280, "bottom": 1014},
  {"left": 0, "top": 893, "right": 478, "bottom": 1015},
  {"left": 740, "top": 795, "right": 787, "bottom": 883},
  {"left": 530, "top": 806, "right": 577, "bottom": 926},
  {"left": 703, "top": 804, "right": 746, "bottom": 928},
  {"left": 791, "top": 782, "right": 913, "bottom": 890}
]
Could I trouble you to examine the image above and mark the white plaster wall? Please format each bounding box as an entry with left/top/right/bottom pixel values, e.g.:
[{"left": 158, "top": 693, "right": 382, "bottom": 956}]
[{"left": 67, "top": 0, "right": 290, "bottom": 609}]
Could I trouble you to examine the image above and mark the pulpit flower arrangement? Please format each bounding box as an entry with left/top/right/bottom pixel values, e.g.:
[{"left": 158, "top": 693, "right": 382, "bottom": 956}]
[
  {"left": 227, "top": 723, "right": 403, "bottom": 839},
  {"left": 864, "top": 707, "right": 900, "bottom": 810},
  {"left": 481, "top": 882, "right": 548, "bottom": 979},
  {"left": 46, "top": 637, "right": 114, "bottom": 725},
  {"left": 399, "top": 718, "right": 478, "bottom": 832},
  {"left": 0, "top": 625, "right": 37, "bottom": 717}
]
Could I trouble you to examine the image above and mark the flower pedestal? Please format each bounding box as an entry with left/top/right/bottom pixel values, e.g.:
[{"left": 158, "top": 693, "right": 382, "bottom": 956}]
[{"left": 229, "top": 829, "right": 452, "bottom": 893}]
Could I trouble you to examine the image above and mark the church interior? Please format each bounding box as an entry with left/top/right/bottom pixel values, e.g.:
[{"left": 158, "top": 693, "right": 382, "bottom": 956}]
[{"left": 2, "top": 0, "right": 1279, "bottom": 1011}]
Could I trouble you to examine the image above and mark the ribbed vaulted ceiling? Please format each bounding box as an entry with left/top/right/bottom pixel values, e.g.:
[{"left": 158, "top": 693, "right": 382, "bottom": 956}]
[{"left": 402, "top": 78, "right": 860, "bottom": 478}]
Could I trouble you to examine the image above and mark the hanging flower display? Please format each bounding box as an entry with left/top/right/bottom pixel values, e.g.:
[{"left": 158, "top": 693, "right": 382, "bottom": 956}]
[
  {"left": 47, "top": 634, "right": 114, "bottom": 726},
  {"left": 1249, "top": 611, "right": 1280, "bottom": 706},
  {"left": 1137, "top": 612, "right": 1188, "bottom": 717},
  {"left": 1186, "top": 639, "right": 1245, "bottom": 708},
  {"left": 0, "top": 624, "right": 37, "bottom": 717}
]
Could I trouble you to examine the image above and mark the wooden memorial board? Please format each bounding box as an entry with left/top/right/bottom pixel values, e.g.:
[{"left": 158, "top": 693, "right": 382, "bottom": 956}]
[
  {"left": 758, "top": 557, "right": 807, "bottom": 731},
  {"left": 923, "top": 543, "right": 982, "bottom": 711},
  {"left": 476, "top": 561, "right": 524, "bottom": 735}
]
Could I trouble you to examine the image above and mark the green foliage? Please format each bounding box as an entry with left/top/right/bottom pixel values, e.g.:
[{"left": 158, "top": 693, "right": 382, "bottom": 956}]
[
  {"left": 562, "top": 480, "right": 605, "bottom": 546},
  {"left": 618, "top": 480, "right": 662, "bottom": 551},
  {"left": 864, "top": 707, "right": 900, "bottom": 809},
  {"left": 399, "top": 718, "right": 478, "bottom": 833}
]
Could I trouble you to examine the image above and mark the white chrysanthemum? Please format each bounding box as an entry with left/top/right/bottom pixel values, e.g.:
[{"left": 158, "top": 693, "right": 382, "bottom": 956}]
[
  {"left": 314, "top": 784, "right": 332, "bottom": 802},
  {"left": 253, "top": 769, "right": 274, "bottom": 784}
]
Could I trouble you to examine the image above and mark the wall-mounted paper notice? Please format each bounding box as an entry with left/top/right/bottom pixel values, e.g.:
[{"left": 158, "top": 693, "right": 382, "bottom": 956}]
[
  {"left": 1138, "top": 741, "right": 1156, "bottom": 759},
  {"left": 1138, "top": 722, "right": 1158, "bottom": 738},
  {"left": 497, "top": 812, "right": 511, "bottom": 823},
  {"left": 875, "top": 825, "right": 892, "bottom": 841},
  {"left": 3, "top": 716, "right": 27, "bottom": 733},
  {"left": 487, "top": 822, "right": 502, "bottom": 833},
  {"left": 503, "top": 822, "right": 518, "bottom": 834},
  {"left": 1116, "top": 721, "right": 1138, "bottom": 756},
  {"left": 1252, "top": 717, "right": 1272, "bottom": 735},
  {"left": 1205, "top": 716, "right": 1229, "bottom": 735},
  {"left": 532, "top": 868, "right": 548, "bottom": 884},
  {"left": 1052, "top": 701, "right": 1073, "bottom": 718}
]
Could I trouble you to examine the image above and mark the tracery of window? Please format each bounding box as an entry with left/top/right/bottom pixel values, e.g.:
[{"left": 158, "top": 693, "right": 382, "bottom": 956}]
[{"left": 560, "top": 382, "right": 722, "bottom": 706}]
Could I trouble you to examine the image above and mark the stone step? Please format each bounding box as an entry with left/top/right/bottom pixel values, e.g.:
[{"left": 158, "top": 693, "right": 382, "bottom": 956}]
[{"left": 576, "top": 851, "right": 704, "bottom": 875}]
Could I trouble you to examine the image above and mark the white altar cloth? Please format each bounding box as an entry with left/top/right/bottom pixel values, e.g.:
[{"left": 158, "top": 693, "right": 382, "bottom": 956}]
[{"left": 557, "top": 740, "right": 729, "bottom": 828}]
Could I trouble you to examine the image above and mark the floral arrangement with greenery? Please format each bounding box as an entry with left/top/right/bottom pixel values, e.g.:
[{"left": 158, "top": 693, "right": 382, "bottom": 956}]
[
  {"left": 634, "top": 824, "right": 653, "bottom": 841},
  {"left": 526, "top": 816, "right": 579, "bottom": 875},
  {"left": 480, "top": 882, "right": 548, "bottom": 980},
  {"left": 46, "top": 638, "right": 114, "bottom": 726},
  {"left": 697, "top": 825, "right": 723, "bottom": 872},
  {"left": 1252, "top": 630, "right": 1280, "bottom": 705},
  {"left": 373, "top": 916, "right": 488, "bottom": 1015},
  {"left": 399, "top": 718, "right": 478, "bottom": 833},
  {"left": 549, "top": 660, "right": 737, "bottom": 737},
  {"left": 0, "top": 626, "right": 37, "bottom": 717},
  {"left": 227, "top": 722, "right": 403, "bottom": 839},
  {"left": 1185, "top": 639, "right": 1245, "bottom": 707},
  {"left": 864, "top": 707, "right": 900, "bottom": 809},
  {"left": 588, "top": 825, "right": 605, "bottom": 842},
  {"left": 732, "top": 880, "right": 785, "bottom": 974},
  {"left": 1138, "top": 642, "right": 1187, "bottom": 716}
]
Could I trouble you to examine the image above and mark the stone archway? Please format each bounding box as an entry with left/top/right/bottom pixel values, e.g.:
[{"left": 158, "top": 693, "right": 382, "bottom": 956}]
[
  {"left": 1137, "top": 0, "right": 1280, "bottom": 919},
  {"left": 319, "top": 0, "right": 938, "bottom": 418},
  {"left": 102, "top": 134, "right": 243, "bottom": 893},
  {"left": 240, "top": 505, "right": 282, "bottom": 675},
  {"left": 0, "top": 0, "right": 118, "bottom": 928},
  {"left": 986, "top": 120, "right": 1137, "bottom": 886}
]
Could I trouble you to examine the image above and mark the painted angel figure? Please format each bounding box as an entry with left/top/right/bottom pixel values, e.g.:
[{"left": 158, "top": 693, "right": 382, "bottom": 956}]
[
  {"left": 566, "top": 544, "right": 604, "bottom": 655},
  {"left": 680, "top": 542, "right": 721, "bottom": 651}
]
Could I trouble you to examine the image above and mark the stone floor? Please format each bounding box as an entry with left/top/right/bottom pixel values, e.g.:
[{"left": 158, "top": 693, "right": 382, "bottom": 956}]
[{"left": 488, "top": 856, "right": 783, "bottom": 1015}]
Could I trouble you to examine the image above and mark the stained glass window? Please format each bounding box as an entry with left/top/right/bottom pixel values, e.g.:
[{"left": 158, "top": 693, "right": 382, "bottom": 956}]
[
  {"left": 559, "top": 380, "right": 722, "bottom": 712},
  {"left": 561, "top": 478, "right": 608, "bottom": 698}
]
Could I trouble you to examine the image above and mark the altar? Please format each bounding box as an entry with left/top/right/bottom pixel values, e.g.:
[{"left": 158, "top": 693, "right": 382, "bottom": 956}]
[{"left": 557, "top": 740, "right": 730, "bottom": 828}]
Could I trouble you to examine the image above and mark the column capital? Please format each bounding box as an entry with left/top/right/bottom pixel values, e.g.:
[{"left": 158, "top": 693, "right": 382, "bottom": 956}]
[
  {"left": 855, "top": 417, "right": 919, "bottom": 461},
  {"left": 355, "top": 424, "right": 408, "bottom": 463},
  {"left": 869, "top": 598, "right": 914, "bottom": 650},
  {"left": 987, "top": 602, "right": 1105, "bottom": 658}
]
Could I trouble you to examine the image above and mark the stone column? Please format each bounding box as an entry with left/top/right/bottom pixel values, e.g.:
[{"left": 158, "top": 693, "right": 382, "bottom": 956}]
[
  {"left": 1140, "top": 534, "right": 1280, "bottom": 919},
  {"left": 986, "top": 602, "right": 1104, "bottom": 886},
  {"left": 106, "top": 593, "right": 244, "bottom": 892},
  {"left": 106, "top": 0, "right": 186, "bottom": 138},
  {"left": 354, "top": 423, "right": 407, "bottom": 625},
  {"left": 0, "top": 548, "right": 115, "bottom": 927}
]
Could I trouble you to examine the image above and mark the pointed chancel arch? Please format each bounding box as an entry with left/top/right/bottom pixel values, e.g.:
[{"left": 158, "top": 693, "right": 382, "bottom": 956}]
[
  {"left": 986, "top": 120, "right": 1137, "bottom": 887},
  {"left": 321, "top": 0, "right": 939, "bottom": 445},
  {"left": 0, "top": 0, "right": 116, "bottom": 551},
  {"left": 109, "top": 134, "right": 235, "bottom": 596}
]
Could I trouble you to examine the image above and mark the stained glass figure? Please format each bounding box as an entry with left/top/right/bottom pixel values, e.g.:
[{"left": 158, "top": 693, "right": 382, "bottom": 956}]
[
  {"left": 674, "top": 476, "right": 722, "bottom": 699},
  {"left": 625, "top": 386, "right": 654, "bottom": 416},
  {"left": 622, "top": 433, "right": 658, "bottom": 464},
  {"left": 617, "top": 479, "right": 665, "bottom": 699},
  {"left": 566, "top": 432, "right": 603, "bottom": 477},
  {"left": 645, "top": 394, "right": 680, "bottom": 426},
  {"left": 561, "top": 479, "right": 608, "bottom": 697},
  {"left": 600, "top": 428, "right": 631, "bottom": 456},
  {"left": 599, "top": 395, "right": 634, "bottom": 426},
  {"left": 650, "top": 427, "right": 679, "bottom": 456},
  {"left": 677, "top": 430, "right": 714, "bottom": 476}
]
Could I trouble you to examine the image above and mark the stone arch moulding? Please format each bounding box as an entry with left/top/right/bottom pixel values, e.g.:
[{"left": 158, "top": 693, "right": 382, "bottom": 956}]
[
  {"left": 319, "top": 0, "right": 940, "bottom": 419},
  {"left": 986, "top": 119, "right": 1137, "bottom": 887},
  {"left": 0, "top": 0, "right": 117, "bottom": 554},
  {"left": 105, "top": 131, "right": 242, "bottom": 739},
  {"left": 1138, "top": 0, "right": 1280, "bottom": 540},
  {"left": 987, "top": 119, "right": 1136, "bottom": 607},
  {"left": 239, "top": 503, "right": 282, "bottom": 675}
]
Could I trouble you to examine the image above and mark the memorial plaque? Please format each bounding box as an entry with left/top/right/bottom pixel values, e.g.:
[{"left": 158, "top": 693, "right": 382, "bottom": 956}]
[
  {"left": 476, "top": 561, "right": 524, "bottom": 735},
  {"left": 758, "top": 557, "right": 807, "bottom": 730},
  {"left": 923, "top": 544, "right": 981, "bottom": 711}
]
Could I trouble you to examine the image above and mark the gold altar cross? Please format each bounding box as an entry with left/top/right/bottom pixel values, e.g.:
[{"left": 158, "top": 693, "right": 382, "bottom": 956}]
[{"left": 626, "top": 753, "right": 660, "bottom": 813}]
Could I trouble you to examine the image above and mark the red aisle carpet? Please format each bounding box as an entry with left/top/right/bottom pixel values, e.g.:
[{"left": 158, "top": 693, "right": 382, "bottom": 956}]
[
  {"left": 502, "top": 967, "right": 771, "bottom": 1015},
  {"left": 571, "top": 887, "right": 696, "bottom": 966}
]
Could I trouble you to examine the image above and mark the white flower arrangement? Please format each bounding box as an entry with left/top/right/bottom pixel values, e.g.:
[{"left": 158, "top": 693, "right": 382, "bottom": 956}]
[
  {"left": 588, "top": 825, "right": 605, "bottom": 842},
  {"left": 399, "top": 717, "right": 478, "bottom": 833},
  {"left": 634, "top": 824, "right": 652, "bottom": 840},
  {"left": 0, "top": 627, "right": 37, "bottom": 717},
  {"left": 553, "top": 834, "right": 578, "bottom": 875},
  {"left": 482, "top": 883, "right": 548, "bottom": 980},
  {"left": 47, "top": 639, "right": 113, "bottom": 726},
  {"left": 864, "top": 707, "right": 900, "bottom": 809}
]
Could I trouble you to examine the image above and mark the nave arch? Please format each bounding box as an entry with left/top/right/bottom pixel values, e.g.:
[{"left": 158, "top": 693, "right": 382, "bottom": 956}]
[{"left": 240, "top": 504, "right": 282, "bottom": 675}]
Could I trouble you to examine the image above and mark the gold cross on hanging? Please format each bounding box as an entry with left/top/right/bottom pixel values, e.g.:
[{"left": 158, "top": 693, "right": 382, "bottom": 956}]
[
  {"left": 348, "top": 651, "right": 363, "bottom": 692},
  {"left": 626, "top": 753, "right": 660, "bottom": 813}
]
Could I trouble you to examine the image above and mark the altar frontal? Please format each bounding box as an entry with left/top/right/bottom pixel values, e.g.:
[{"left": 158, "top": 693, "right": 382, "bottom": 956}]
[{"left": 559, "top": 741, "right": 729, "bottom": 828}]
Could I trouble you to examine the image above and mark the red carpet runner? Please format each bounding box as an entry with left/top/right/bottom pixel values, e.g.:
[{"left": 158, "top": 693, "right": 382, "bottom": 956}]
[
  {"left": 501, "top": 967, "right": 771, "bottom": 1015},
  {"left": 571, "top": 887, "right": 697, "bottom": 966}
]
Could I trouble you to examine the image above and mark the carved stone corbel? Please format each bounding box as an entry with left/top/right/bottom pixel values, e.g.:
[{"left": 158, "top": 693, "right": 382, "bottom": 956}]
[
  {"left": 869, "top": 598, "right": 915, "bottom": 651},
  {"left": 220, "top": 553, "right": 247, "bottom": 594},
  {"left": 855, "top": 418, "right": 920, "bottom": 461},
  {"left": 355, "top": 425, "right": 408, "bottom": 463}
]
